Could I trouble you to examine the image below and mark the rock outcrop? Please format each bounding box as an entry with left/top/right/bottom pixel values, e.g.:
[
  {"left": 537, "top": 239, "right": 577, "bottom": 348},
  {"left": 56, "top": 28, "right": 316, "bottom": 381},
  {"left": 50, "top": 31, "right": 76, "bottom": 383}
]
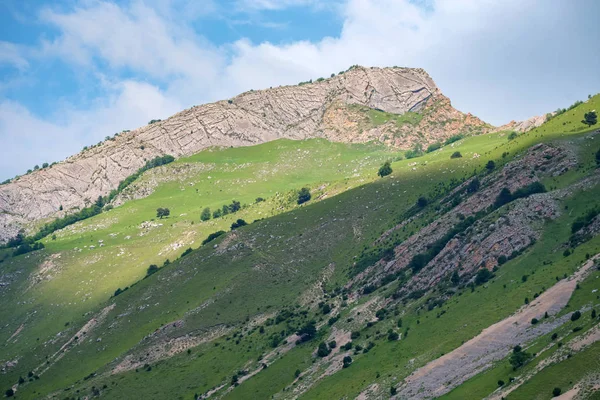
[{"left": 0, "top": 66, "right": 490, "bottom": 242}]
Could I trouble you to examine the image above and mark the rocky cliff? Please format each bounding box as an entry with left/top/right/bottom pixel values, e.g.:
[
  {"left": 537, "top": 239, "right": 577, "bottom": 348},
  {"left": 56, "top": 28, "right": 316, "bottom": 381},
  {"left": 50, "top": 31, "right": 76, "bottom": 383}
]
[{"left": 0, "top": 66, "right": 490, "bottom": 242}]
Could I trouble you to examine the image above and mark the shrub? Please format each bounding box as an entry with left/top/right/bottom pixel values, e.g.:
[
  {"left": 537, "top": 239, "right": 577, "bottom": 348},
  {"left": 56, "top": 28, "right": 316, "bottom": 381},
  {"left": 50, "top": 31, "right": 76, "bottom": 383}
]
[
  {"left": 387, "top": 331, "right": 399, "bottom": 341},
  {"left": 202, "top": 231, "right": 226, "bottom": 245},
  {"left": 342, "top": 355, "right": 353, "bottom": 368},
  {"left": 486, "top": 160, "right": 496, "bottom": 171},
  {"left": 255, "top": 197, "right": 265, "bottom": 203},
  {"left": 148, "top": 119, "right": 162, "bottom": 124},
  {"left": 5, "top": 389, "right": 14, "bottom": 397},
  {"left": 390, "top": 386, "right": 397, "bottom": 395},
  {"left": 296, "top": 321, "right": 317, "bottom": 342},
  {"left": 497, "top": 255, "right": 507, "bottom": 265},
  {"left": 321, "top": 303, "right": 331, "bottom": 314},
  {"left": 553, "top": 387, "right": 562, "bottom": 397},
  {"left": 416, "top": 196, "right": 428, "bottom": 208},
  {"left": 531, "top": 318, "right": 539, "bottom": 325},
  {"left": 450, "top": 151, "right": 462, "bottom": 159},
  {"left": 466, "top": 178, "right": 480, "bottom": 193},
  {"left": 297, "top": 187, "right": 311, "bottom": 204},
  {"left": 294, "top": 369, "right": 301, "bottom": 378},
  {"left": 156, "top": 207, "right": 170, "bottom": 219},
  {"left": 498, "top": 380, "right": 505, "bottom": 386},
  {"left": 317, "top": 342, "right": 331, "bottom": 357},
  {"left": 508, "top": 131, "right": 518, "bottom": 140},
  {"left": 571, "top": 310, "right": 581, "bottom": 321},
  {"left": 212, "top": 209, "right": 222, "bottom": 218},
  {"left": 146, "top": 264, "right": 159, "bottom": 277},
  {"left": 551, "top": 333, "right": 558, "bottom": 340},
  {"left": 378, "top": 161, "right": 393, "bottom": 177},
  {"left": 231, "top": 219, "right": 248, "bottom": 229},
  {"left": 328, "top": 340, "right": 337, "bottom": 348},
  {"left": 444, "top": 134, "right": 464, "bottom": 145},
  {"left": 475, "top": 268, "right": 493, "bottom": 285},
  {"left": 494, "top": 188, "right": 513, "bottom": 208},
  {"left": 582, "top": 111, "right": 597, "bottom": 127},
  {"left": 350, "top": 331, "right": 361, "bottom": 339},
  {"left": 509, "top": 345, "right": 531, "bottom": 370},
  {"left": 200, "top": 207, "right": 211, "bottom": 221},
  {"left": 181, "top": 248, "right": 193, "bottom": 257},
  {"left": 426, "top": 142, "right": 441, "bottom": 153}
]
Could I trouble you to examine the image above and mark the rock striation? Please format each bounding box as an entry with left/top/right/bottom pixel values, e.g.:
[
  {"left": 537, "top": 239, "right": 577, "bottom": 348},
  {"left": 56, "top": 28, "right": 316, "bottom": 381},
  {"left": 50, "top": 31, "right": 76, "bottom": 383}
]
[{"left": 0, "top": 66, "right": 490, "bottom": 242}]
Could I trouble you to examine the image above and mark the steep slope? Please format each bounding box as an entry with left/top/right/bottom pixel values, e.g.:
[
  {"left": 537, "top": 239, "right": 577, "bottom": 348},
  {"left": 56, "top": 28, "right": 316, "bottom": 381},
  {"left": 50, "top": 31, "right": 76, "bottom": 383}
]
[
  {"left": 0, "top": 66, "right": 490, "bottom": 242},
  {"left": 1, "top": 95, "right": 599, "bottom": 399}
]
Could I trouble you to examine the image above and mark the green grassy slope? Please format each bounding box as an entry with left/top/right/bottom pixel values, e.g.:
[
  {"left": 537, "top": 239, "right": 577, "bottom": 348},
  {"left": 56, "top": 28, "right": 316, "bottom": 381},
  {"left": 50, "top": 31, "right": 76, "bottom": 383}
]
[{"left": 1, "top": 95, "right": 599, "bottom": 399}]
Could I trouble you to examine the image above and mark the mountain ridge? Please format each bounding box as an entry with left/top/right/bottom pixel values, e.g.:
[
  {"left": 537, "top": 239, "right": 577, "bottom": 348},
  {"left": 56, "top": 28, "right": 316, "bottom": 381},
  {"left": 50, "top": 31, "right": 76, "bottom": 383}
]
[{"left": 0, "top": 66, "right": 490, "bottom": 242}]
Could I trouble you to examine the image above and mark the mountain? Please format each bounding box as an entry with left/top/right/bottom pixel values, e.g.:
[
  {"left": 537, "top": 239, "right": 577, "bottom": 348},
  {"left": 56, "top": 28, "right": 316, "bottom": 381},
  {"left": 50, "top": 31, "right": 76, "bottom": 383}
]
[
  {"left": 1, "top": 69, "right": 599, "bottom": 400},
  {"left": 0, "top": 66, "right": 490, "bottom": 243}
]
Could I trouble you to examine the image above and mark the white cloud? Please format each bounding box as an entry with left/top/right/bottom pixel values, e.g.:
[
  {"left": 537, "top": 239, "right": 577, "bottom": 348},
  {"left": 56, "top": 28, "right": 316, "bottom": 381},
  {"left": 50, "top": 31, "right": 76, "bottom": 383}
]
[
  {"left": 1, "top": 0, "right": 599, "bottom": 180},
  {"left": 0, "top": 41, "right": 29, "bottom": 70}
]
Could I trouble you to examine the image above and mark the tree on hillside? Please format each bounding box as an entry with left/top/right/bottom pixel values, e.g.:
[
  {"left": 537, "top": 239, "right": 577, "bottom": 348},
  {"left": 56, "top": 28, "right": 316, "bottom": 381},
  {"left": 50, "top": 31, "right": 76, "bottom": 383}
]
[
  {"left": 231, "top": 219, "right": 248, "bottom": 229},
  {"left": 297, "top": 187, "right": 311, "bottom": 204},
  {"left": 200, "top": 207, "right": 211, "bottom": 221},
  {"left": 486, "top": 160, "right": 496, "bottom": 171},
  {"left": 509, "top": 345, "right": 531, "bottom": 370},
  {"left": 582, "top": 111, "right": 597, "bottom": 127},
  {"left": 378, "top": 161, "right": 393, "bottom": 177},
  {"left": 450, "top": 151, "right": 462, "bottom": 159},
  {"left": 156, "top": 207, "right": 170, "bottom": 219}
]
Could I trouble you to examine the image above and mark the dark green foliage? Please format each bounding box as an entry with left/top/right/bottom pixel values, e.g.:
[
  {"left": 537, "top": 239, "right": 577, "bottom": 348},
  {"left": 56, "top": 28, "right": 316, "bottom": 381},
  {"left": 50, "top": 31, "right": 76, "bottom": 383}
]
[
  {"left": 571, "top": 310, "right": 581, "bottom": 321},
  {"left": 498, "top": 380, "right": 505, "bottom": 386},
  {"left": 5, "top": 389, "right": 14, "bottom": 397},
  {"left": 405, "top": 143, "right": 424, "bottom": 159},
  {"left": 409, "top": 253, "right": 427, "bottom": 273},
  {"left": 531, "top": 318, "right": 539, "bottom": 325},
  {"left": 466, "top": 178, "right": 480, "bottom": 193},
  {"left": 375, "top": 308, "right": 387, "bottom": 320},
  {"left": 582, "top": 111, "right": 597, "bottom": 127},
  {"left": 212, "top": 209, "right": 222, "bottom": 218},
  {"left": 13, "top": 241, "right": 45, "bottom": 256},
  {"left": 350, "top": 331, "right": 360, "bottom": 339},
  {"left": 497, "top": 255, "right": 508, "bottom": 265},
  {"left": 148, "top": 119, "right": 162, "bottom": 124},
  {"left": 321, "top": 303, "right": 331, "bottom": 314},
  {"left": 450, "top": 151, "right": 462, "bottom": 159},
  {"left": 390, "top": 386, "right": 397, "bottom": 395},
  {"left": 294, "top": 369, "right": 301, "bottom": 378},
  {"left": 297, "top": 187, "right": 311, "bottom": 204},
  {"left": 342, "top": 356, "right": 352, "bottom": 368},
  {"left": 551, "top": 333, "right": 558, "bottom": 340},
  {"left": 146, "top": 264, "right": 159, "bottom": 277},
  {"left": 377, "top": 161, "right": 393, "bottom": 177},
  {"left": 570, "top": 208, "right": 599, "bottom": 233},
  {"left": 494, "top": 188, "right": 513, "bottom": 208},
  {"left": 486, "top": 160, "right": 496, "bottom": 171},
  {"left": 156, "top": 207, "right": 170, "bottom": 218},
  {"left": 317, "top": 342, "right": 331, "bottom": 357},
  {"left": 181, "top": 248, "right": 193, "bottom": 257},
  {"left": 296, "top": 321, "right": 317, "bottom": 342},
  {"left": 474, "top": 268, "right": 493, "bottom": 285},
  {"left": 200, "top": 207, "right": 211, "bottom": 221},
  {"left": 114, "top": 288, "right": 124, "bottom": 297},
  {"left": 328, "top": 340, "right": 337, "bottom": 348},
  {"left": 387, "top": 330, "right": 399, "bottom": 341},
  {"left": 508, "top": 132, "right": 518, "bottom": 140},
  {"left": 509, "top": 345, "right": 531, "bottom": 370},
  {"left": 596, "top": 149, "right": 600, "bottom": 166},
  {"left": 202, "top": 231, "right": 226, "bottom": 245},
  {"left": 444, "top": 134, "right": 464, "bottom": 145},
  {"left": 416, "top": 196, "right": 428, "bottom": 208},
  {"left": 231, "top": 219, "right": 248, "bottom": 229},
  {"left": 592, "top": 309, "right": 597, "bottom": 319},
  {"left": 255, "top": 197, "right": 265, "bottom": 203},
  {"left": 450, "top": 270, "right": 460, "bottom": 285},
  {"left": 553, "top": 387, "right": 562, "bottom": 397},
  {"left": 426, "top": 142, "right": 441, "bottom": 153}
]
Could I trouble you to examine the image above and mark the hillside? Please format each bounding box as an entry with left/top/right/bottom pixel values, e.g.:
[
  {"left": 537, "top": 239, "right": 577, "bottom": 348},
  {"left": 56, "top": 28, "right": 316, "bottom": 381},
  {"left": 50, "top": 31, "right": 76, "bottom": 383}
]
[
  {"left": 0, "top": 66, "right": 491, "bottom": 243},
  {"left": 0, "top": 89, "right": 599, "bottom": 399}
]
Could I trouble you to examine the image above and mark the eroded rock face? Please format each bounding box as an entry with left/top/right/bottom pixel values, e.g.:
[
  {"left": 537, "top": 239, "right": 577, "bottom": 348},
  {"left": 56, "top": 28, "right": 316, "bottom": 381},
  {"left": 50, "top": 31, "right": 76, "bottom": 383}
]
[
  {"left": 0, "top": 66, "right": 490, "bottom": 242},
  {"left": 496, "top": 114, "right": 548, "bottom": 133}
]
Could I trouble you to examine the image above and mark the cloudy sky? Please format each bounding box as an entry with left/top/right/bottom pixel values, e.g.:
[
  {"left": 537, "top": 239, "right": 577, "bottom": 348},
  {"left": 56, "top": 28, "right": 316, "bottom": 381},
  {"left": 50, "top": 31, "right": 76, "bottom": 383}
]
[{"left": 1, "top": 0, "right": 599, "bottom": 180}]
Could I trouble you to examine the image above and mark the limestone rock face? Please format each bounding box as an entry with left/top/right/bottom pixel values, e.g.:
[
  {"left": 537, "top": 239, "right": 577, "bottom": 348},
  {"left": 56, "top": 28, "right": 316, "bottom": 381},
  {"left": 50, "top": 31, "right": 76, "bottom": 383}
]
[
  {"left": 0, "top": 66, "right": 489, "bottom": 242},
  {"left": 496, "top": 114, "right": 548, "bottom": 132}
]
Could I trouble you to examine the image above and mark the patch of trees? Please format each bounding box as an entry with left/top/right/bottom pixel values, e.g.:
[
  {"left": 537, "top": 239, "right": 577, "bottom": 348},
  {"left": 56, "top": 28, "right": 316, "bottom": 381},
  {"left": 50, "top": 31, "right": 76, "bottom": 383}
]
[
  {"left": 546, "top": 99, "right": 584, "bottom": 121},
  {"left": 202, "top": 231, "right": 226, "bottom": 245},
  {"left": 493, "top": 182, "right": 546, "bottom": 209},
  {"left": 108, "top": 155, "right": 175, "bottom": 203},
  {"left": 444, "top": 134, "right": 464, "bottom": 145},
  {"left": 297, "top": 187, "right": 311, "bottom": 204},
  {"left": 571, "top": 207, "right": 599, "bottom": 234},
  {"left": 230, "top": 219, "right": 248, "bottom": 229},
  {"left": 450, "top": 151, "right": 462, "bottom": 159},
  {"left": 296, "top": 321, "right": 317, "bottom": 343},
  {"left": 507, "top": 132, "right": 518, "bottom": 141},
  {"left": 509, "top": 345, "right": 532, "bottom": 370},
  {"left": 156, "top": 207, "right": 170, "bottom": 218},
  {"left": 474, "top": 268, "right": 494, "bottom": 285},
  {"left": 377, "top": 161, "right": 393, "bottom": 177},
  {"left": 148, "top": 119, "right": 162, "bottom": 124},
  {"left": 200, "top": 207, "right": 211, "bottom": 221},
  {"left": 582, "top": 111, "right": 597, "bottom": 127},
  {"left": 426, "top": 142, "right": 441, "bottom": 153},
  {"left": 212, "top": 200, "right": 242, "bottom": 219}
]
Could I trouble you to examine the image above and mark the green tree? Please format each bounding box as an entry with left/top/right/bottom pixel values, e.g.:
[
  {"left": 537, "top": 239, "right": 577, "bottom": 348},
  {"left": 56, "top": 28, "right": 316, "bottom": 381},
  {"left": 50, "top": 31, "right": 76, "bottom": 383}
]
[
  {"left": 486, "top": 160, "right": 496, "bottom": 171},
  {"left": 156, "top": 207, "right": 170, "bottom": 219},
  {"left": 582, "top": 111, "right": 597, "bottom": 127},
  {"left": 509, "top": 345, "right": 531, "bottom": 370},
  {"left": 553, "top": 387, "right": 562, "bottom": 397},
  {"left": 494, "top": 188, "right": 513, "bottom": 208},
  {"left": 200, "top": 207, "right": 211, "bottom": 221},
  {"left": 317, "top": 342, "right": 331, "bottom": 357},
  {"left": 213, "top": 209, "right": 222, "bottom": 218},
  {"left": 378, "top": 161, "right": 393, "bottom": 177},
  {"left": 297, "top": 187, "right": 311, "bottom": 204},
  {"left": 146, "top": 264, "right": 159, "bottom": 276},
  {"left": 231, "top": 219, "right": 248, "bottom": 229},
  {"left": 571, "top": 310, "right": 581, "bottom": 321},
  {"left": 450, "top": 151, "right": 462, "bottom": 158}
]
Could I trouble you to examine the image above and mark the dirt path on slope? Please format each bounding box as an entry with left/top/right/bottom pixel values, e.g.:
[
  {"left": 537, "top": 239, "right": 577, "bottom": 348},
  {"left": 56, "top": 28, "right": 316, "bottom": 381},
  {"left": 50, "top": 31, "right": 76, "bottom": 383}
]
[{"left": 393, "top": 256, "right": 597, "bottom": 400}]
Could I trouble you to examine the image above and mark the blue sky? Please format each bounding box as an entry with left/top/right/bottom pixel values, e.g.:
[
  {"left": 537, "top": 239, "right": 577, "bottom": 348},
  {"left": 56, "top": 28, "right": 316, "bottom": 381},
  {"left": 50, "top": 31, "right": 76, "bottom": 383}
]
[{"left": 1, "top": 0, "right": 599, "bottom": 180}]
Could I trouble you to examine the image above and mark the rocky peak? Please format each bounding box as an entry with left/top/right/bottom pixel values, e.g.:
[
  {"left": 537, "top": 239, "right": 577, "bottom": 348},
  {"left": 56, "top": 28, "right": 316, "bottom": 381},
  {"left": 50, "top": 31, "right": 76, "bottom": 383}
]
[{"left": 0, "top": 66, "right": 490, "bottom": 242}]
